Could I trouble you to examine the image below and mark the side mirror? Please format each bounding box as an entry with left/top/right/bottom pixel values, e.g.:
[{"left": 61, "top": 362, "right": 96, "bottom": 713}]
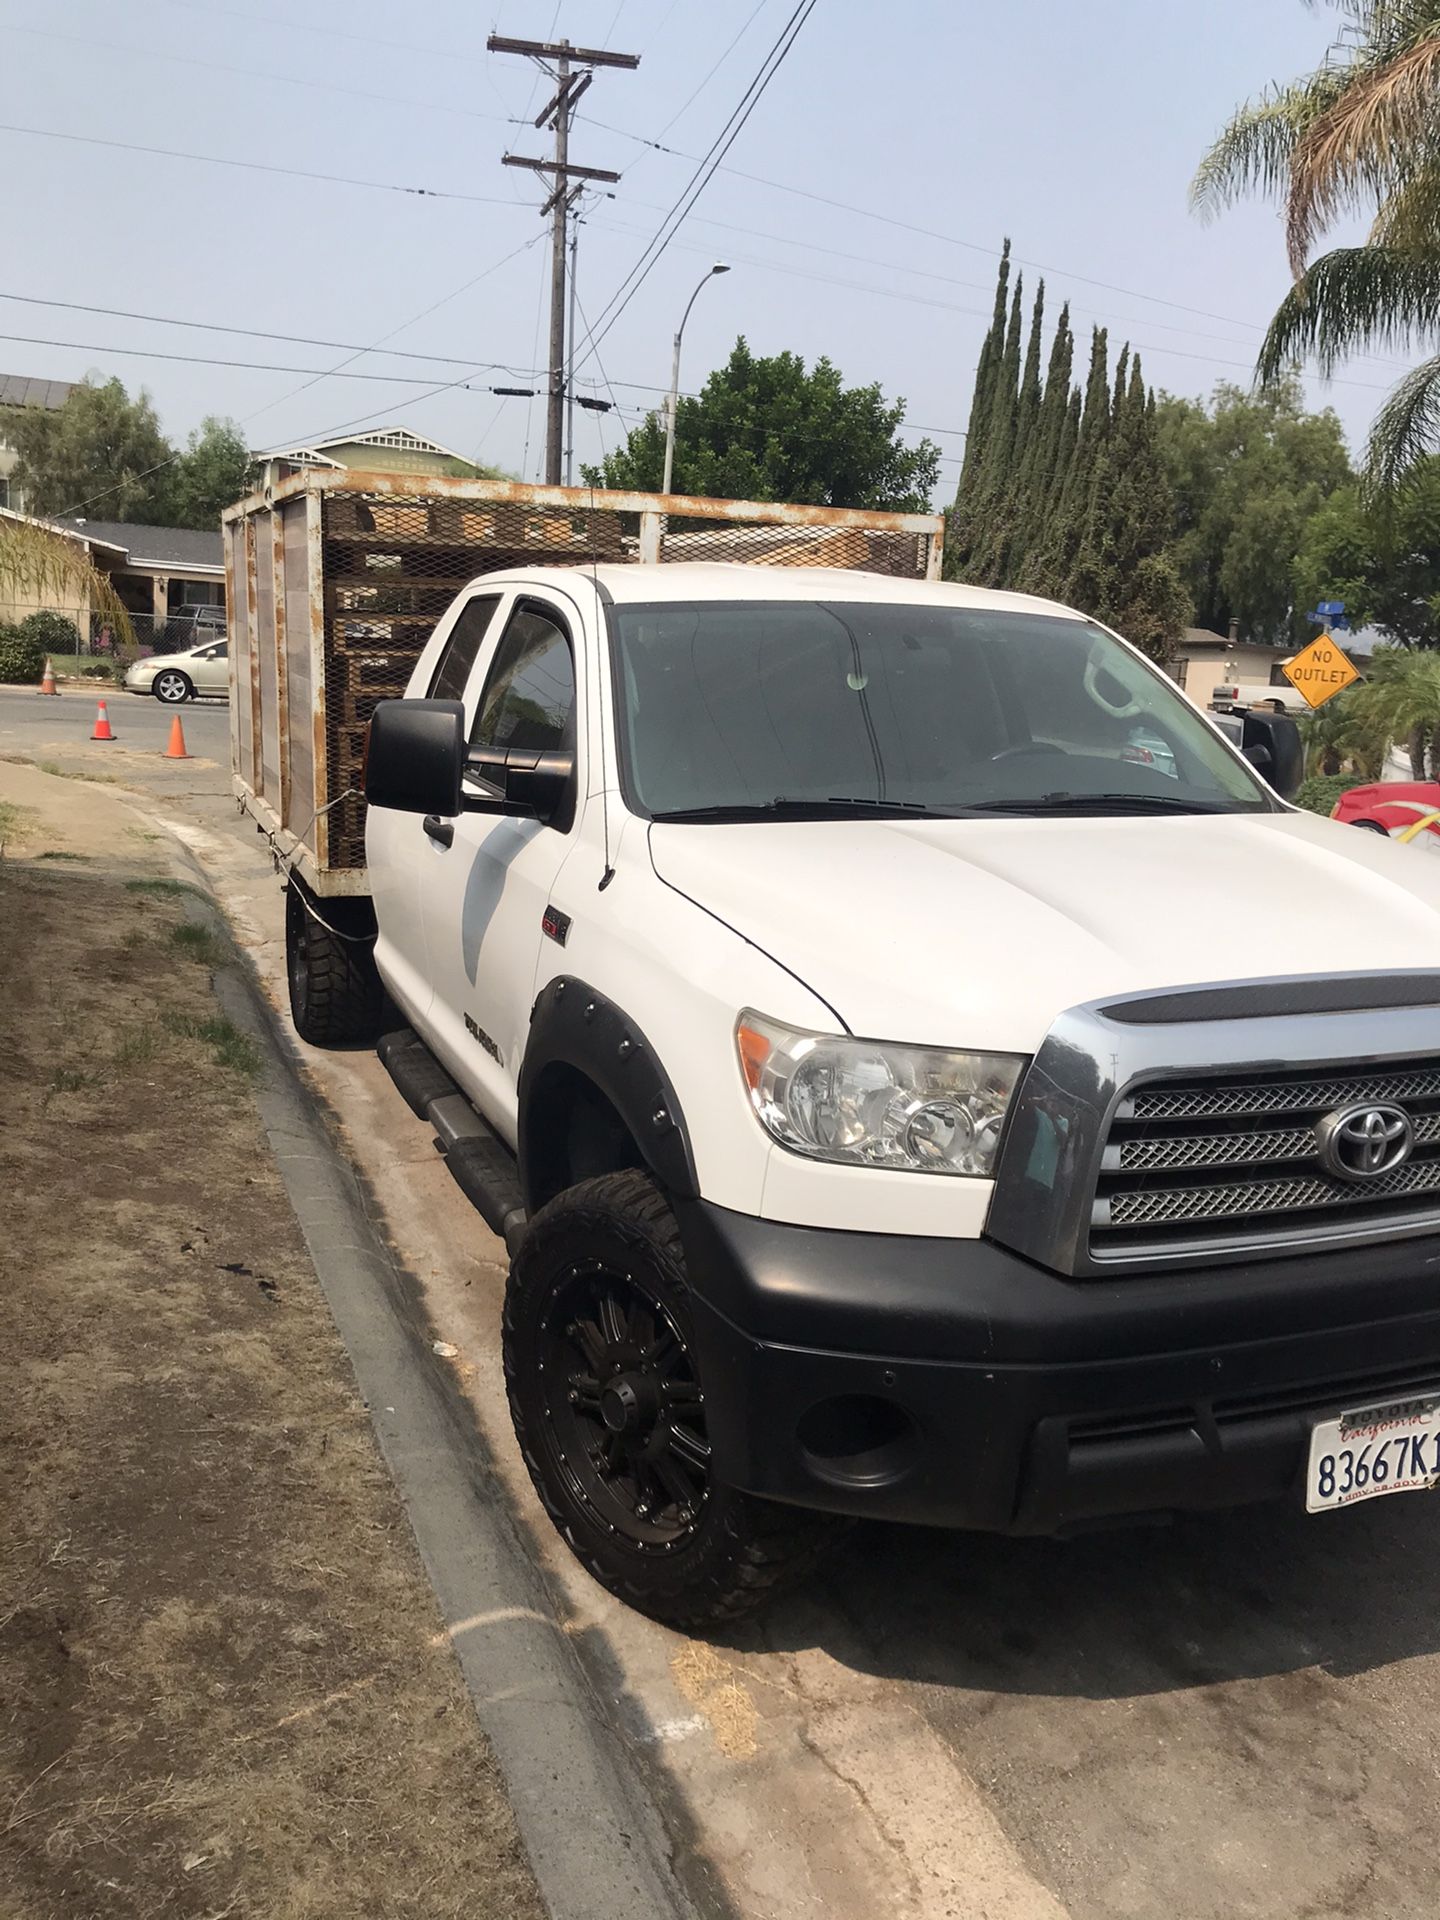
[
  {"left": 504, "top": 748, "right": 574, "bottom": 825},
  {"left": 365, "top": 698, "right": 464, "bottom": 815},
  {"left": 464, "top": 744, "right": 574, "bottom": 827},
  {"left": 1241, "top": 709, "right": 1303, "bottom": 800}
]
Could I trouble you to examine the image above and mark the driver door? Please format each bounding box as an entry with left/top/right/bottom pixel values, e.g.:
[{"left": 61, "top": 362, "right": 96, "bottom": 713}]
[{"left": 418, "top": 591, "right": 583, "bottom": 1144}]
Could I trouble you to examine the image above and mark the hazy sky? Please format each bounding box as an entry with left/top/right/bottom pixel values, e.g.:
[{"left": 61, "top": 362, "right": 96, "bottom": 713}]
[{"left": 0, "top": 0, "right": 1394, "bottom": 502}]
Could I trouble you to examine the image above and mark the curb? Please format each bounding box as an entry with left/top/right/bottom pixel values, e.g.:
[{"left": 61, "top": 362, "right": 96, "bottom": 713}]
[{"left": 179, "top": 894, "right": 697, "bottom": 1920}]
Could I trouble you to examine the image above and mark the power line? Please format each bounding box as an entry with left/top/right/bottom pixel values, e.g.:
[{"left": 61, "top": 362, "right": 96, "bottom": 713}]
[
  {"left": 2, "top": 23, "right": 510, "bottom": 129},
  {"left": 578, "top": 111, "right": 1415, "bottom": 370},
  {"left": 0, "top": 330, "right": 541, "bottom": 387},
  {"left": 0, "top": 291, "right": 531, "bottom": 368},
  {"left": 588, "top": 216, "right": 1402, "bottom": 396},
  {"left": 576, "top": 0, "right": 817, "bottom": 370},
  {"left": 656, "top": 0, "right": 772, "bottom": 139},
  {"left": 0, "top": 123, "right": 524, "bottom": 207}
]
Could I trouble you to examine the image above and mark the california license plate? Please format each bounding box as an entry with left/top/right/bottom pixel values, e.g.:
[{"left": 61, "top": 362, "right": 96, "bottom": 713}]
[{"left": 1306, "top": 1396, "right": 1440, "bottom": 1512}]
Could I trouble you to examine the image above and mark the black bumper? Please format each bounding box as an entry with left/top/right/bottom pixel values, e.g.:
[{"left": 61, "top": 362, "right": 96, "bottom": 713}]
[{"left": 675, "top": 1200, "right": 1440, "bottom": 1533}]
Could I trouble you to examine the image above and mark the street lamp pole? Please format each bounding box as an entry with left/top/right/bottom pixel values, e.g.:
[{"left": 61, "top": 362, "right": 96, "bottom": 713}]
[{"left": 662, "top": 262, "right": 729, "bottom": 497}]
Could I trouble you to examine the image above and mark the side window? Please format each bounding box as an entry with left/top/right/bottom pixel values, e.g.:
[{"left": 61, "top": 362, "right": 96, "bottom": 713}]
[
  {"left": 472, "top": 604, "right": 575, "bottom": 752},
  {"left": 427, "top": 594, "right": 501, "bottom": 702}
]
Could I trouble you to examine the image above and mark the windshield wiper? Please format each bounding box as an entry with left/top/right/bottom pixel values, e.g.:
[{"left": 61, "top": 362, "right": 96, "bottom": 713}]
[
  {"left": 651, "top": 796, "right": 960, "bottom": 823},
  {"left": 968, "top": 790, "right": 1237, "bottom": 816}
]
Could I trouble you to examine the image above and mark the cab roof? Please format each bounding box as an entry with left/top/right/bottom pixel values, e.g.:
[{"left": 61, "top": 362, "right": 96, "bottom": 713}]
[{"left": 469, "top": 562, "right": 1083, "bottom": 620}]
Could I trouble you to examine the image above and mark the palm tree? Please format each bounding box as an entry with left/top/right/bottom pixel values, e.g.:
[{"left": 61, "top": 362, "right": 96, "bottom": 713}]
[
  {"left": 1192, "top": 1, "right": 1440, "bottom": 486},
  {"left": 1350, "top": 642, "right": 1440, "bottom": 771},
  {"left": 1299, "top": 682, "right": 1388, "bottom": 774}
]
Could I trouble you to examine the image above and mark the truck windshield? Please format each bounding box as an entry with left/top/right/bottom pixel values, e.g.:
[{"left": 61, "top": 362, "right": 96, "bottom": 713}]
[{"left": 612, "top": 600, "right": 1275, "bottom": 820}]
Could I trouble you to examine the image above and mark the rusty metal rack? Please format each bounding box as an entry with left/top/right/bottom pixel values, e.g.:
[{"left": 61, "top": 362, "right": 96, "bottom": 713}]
[{"left": 225, "top": 471, "right": 945, "bottom": 892}]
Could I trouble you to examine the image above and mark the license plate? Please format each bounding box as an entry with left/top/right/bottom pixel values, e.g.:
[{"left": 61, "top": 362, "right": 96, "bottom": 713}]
[{"left": 1306, "top": 1396, "right": 1440, "bottom": 1512}]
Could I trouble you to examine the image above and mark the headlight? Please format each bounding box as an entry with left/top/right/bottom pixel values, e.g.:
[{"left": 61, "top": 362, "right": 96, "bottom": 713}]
[{"left": 736, "top": 1011, "right": 1025, "bottom": 1177}]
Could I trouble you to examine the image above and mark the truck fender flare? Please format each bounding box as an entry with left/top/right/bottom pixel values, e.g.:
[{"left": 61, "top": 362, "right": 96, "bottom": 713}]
[{"left": 518, "top": 977, "right": 700, "bottom": 1212}]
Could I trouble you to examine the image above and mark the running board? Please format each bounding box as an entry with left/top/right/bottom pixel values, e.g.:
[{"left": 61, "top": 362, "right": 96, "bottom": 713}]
[{"left": 378, "top": 1028, "right": 528, "bottom": 1255}]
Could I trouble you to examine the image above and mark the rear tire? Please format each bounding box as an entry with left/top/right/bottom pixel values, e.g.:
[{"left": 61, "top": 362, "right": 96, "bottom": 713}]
[
  {"left": 504, "top": 1168, "right": 844, "bottom": 1626},
  {"left": 285, "top": 882, "right": 383, "bottom": 1046},
  {"left": 1352, "top": 820, "right": 1390, "bottom": 834}
]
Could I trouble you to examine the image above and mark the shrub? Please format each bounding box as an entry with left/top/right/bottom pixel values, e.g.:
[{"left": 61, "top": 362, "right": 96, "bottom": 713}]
[
  {"left": 17, "top": 609, "right": 82, "bottom": 657},
  {"left": 1293, "top": 773, "right": 1360, "bottom": 817},
  {"left": 0, "top": 623, "right": 46, "bottom": 684}
]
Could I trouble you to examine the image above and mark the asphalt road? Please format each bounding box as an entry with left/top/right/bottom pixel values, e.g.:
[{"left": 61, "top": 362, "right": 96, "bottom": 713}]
[
  {"left": 0, "top": 684, "right": 231, "bottom": 795},
  {"left": 18, "top": 721, "right": 1440, "bottom": 1920}
]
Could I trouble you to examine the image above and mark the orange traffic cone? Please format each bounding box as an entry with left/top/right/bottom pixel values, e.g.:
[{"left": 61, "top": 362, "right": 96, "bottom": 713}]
[
  {"left": 164, "top": 712, "right": 191, "bottom": 760},
  {"left": 91, "top": 699, "right": 116, "bottom": 742},
  {"left": 37, "top": 657, "right": 59, "bottom": 696}
]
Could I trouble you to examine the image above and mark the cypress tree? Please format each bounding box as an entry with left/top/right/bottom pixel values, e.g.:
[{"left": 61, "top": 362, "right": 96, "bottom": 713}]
[
  {"left": 947, "top": 241, "right": 1011, "bottom": 578},
  {"left": 950, "top": 241, "right": 1191, "bottom": 653},
  {"left": 971, "top": 272, "right": 1026, "bottom": 582}
]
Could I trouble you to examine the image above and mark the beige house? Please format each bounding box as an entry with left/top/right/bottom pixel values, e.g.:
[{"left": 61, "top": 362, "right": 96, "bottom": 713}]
[
  {"left": 1170, "top": 624, "right": 1292, "bottom": 709},
  {"left": 250, "top": 425, "right": 480, "bottom": 493},
  {"left": 0, "top": 507, "right": 223, "bottom": 643},
  {"left": 0, "top": 374, "right": 75, "bottom": 514}
]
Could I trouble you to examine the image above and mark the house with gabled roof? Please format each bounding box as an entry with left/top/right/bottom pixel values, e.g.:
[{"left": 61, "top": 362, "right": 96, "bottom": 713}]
[{"left": 252, "top": 425, "right": 480, "bottom": 492}]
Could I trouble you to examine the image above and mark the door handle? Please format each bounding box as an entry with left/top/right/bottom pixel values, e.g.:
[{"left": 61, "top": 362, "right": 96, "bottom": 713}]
[{"left": 423, "top": 815, "right": 455, "bottom": 848}]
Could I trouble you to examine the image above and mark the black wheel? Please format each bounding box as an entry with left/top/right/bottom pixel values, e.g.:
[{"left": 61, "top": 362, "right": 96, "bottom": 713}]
[
  {"left": 1352, "top": 819, "right": 1390, "bottom": 835},
  {"left": 504, "top": 1169, "right": 843, "bottom": 1626},
  {"left": 153, "top": 668, "right": 194, "bottom": 704},
  {"left": 285, "top": 882, "right": 383, "bottom": 1046}
]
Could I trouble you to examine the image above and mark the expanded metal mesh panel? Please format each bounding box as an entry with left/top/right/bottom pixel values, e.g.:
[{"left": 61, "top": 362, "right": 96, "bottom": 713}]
[
  {"left": 657, "top": 520, "right": 929, "bottom": 576},
  {"left": 316, "top": 489, "right": 933, "bottom": 868},
  {"left": 319, "top": 491, "right": 632, "bottom": 867},
  {"left": 1095, "top": 1054, "right": 1440, "bottom": 1256}
]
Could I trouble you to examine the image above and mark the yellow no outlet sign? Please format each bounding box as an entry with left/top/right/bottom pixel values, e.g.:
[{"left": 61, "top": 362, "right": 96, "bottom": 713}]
[{"left": 1283, "top": 633, "right": 1360, "bottom": 709}]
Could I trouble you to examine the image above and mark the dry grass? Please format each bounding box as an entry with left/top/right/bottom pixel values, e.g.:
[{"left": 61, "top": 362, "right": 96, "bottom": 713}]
[{"left": 0, "top": 859, "right": 543, "bottom": 1920}]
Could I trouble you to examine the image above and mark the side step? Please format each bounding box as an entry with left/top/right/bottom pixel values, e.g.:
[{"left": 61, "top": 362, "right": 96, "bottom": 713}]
[{"left": 378, "top": 1027, "right": 528, "bottom": 1255}]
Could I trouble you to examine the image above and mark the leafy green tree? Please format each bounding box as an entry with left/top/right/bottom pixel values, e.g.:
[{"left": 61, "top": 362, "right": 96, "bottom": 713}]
[
  {"left": 161, "top": 417, "right": 253, "bottom": 528},
  {"left": 2, "top": 377, "right": 172, "bottom": 521},
  {"left": 1192, "top": 0, "right": 1440, "bottom": 486},
  {"left": 1293, "top": 456, "right": 1440, "bottom": 648},
  {"left": 1154, "top": 379, "right": 1353, "bottom": 643},
  {"left": 582, "top": 337, "right": 940, "bottom": 511}
]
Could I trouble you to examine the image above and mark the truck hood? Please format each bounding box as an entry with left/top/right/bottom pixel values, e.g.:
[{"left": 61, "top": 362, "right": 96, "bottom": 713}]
[{"left": 647, "top": 811, "right": 1440, "bottom": 1052}]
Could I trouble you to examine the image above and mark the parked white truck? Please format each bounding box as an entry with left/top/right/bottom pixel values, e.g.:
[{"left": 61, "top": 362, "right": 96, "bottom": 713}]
[{"left": 233, "top": 474, "right": 1440, "bottom": 1627}]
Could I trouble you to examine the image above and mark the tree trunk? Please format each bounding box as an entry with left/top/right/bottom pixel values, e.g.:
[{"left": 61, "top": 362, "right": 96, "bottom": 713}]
[{"left": 1410, "top": 723, "right": 1429, "bottom": 780}]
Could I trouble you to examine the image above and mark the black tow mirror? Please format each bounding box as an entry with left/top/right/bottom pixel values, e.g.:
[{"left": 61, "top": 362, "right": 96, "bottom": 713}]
[
  {"left": 365, "top": 698, "right": 464, "bottom": 816},
  {"left": 465, "top": 744, "right": 574, "bottom": 827},
  {"left": 505, "top": 748, "right": 574, "bottom": 824},
  {"left": 1241, "top": 708, "right": 1304, "bottom": 800}
]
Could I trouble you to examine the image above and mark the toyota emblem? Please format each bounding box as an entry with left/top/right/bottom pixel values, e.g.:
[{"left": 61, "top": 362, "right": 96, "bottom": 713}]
[{"left": 1315, "top": 1102, "right": 1414, "bottom": 1182}]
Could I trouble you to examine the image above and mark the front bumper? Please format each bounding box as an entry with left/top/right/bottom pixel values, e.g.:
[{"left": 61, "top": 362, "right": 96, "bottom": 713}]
[{"left": 675, "top": 1200, "right": 1440, "bottom": 1532}]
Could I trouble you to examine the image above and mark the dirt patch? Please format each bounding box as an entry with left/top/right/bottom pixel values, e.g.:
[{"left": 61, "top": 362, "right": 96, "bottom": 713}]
[{"left": 0, "top": 806, "right": 543, "bottom": 1919}]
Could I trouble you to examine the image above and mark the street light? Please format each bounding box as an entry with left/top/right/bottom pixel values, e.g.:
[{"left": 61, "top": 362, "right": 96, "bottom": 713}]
[{"left": 662, "top": 262, "right": 730, "bottom": 497}]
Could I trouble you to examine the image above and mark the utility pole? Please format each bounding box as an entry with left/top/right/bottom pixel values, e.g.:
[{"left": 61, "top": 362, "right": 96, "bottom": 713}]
[
  {"left": 489, "top": 32, "right": 638, "bottom": 486},
  {"left": 565, "top": 217, "right": 580, "bottom": 487}
]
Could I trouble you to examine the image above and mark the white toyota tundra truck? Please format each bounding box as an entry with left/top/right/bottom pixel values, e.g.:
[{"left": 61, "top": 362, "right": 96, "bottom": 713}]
[{"left": 286, "top": 560, "right": 1440, "bottom": 1626}]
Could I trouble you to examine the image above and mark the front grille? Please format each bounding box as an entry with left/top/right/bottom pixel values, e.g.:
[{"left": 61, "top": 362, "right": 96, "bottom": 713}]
[{"left": 1092, "top": 1055, "right": 1440, "bottom": 1258}]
